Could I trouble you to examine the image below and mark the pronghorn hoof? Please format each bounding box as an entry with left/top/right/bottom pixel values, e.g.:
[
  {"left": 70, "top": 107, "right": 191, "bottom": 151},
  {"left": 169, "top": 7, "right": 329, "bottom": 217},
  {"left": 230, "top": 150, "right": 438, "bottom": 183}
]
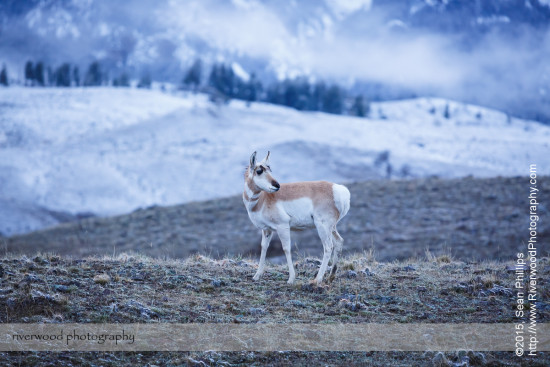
[
  {"left": 287, "top": 278, "right": 295, "bottom": 285},
  {"left": 253, "top": 274, "right": 261, "bottom": 281},
  {"left": 310, "top": 279, "right": 322, "bottom": 286}
]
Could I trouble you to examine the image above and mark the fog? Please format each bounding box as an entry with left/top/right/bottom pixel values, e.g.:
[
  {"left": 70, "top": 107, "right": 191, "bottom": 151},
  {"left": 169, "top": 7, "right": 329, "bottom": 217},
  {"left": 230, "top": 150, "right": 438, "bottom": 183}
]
[
  {"left": 164, "top": 0, "right": 550, "bottom": 120},
  {"left": 1, "top": 0, "right": 549, "bottom": 121}
]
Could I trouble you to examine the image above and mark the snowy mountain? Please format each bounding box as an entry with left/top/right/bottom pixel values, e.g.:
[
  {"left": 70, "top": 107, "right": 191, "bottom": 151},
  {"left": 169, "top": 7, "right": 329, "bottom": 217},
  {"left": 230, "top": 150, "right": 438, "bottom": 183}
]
[
  {"left": 2, "top": 0, "right": 549, "bottom": 76},
  {"left": 1, "top": 87, "right": 548, "bottom": 236},
  {"left": 1, "top": 0, "right": 549, "bottom": 122}
]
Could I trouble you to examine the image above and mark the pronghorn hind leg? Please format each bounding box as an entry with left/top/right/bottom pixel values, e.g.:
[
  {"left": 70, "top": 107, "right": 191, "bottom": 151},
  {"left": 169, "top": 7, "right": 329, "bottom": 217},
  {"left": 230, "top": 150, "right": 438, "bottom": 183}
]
[
  {"left": 328, "top": 229, "right": 343, "bottom": 282},
  {"left": 314, "top": 221, "right": 335, "bottom": 285},
  {"left": 253, "top": 229, "right": 273, "bottom": 281},
  {"left": 276, "top": 226, "right": 296, "bottom": 284}
]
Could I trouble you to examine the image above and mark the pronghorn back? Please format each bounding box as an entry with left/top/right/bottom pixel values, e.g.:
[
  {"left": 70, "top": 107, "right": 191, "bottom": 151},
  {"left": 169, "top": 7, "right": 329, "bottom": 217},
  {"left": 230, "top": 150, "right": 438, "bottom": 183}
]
[
  {"left": 246, "top": 180, "right": 350, "bottom": 230},
  {"left": 252, "top": 181, "right": 335, "bottom": 210}
]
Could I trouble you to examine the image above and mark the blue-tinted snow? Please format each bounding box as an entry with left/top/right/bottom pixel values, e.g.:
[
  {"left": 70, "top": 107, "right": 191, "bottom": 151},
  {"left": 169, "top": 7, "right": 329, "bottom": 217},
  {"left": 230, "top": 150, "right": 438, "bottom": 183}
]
[{"left": 0, "top": 87, "right": 548, "bottom": 235}]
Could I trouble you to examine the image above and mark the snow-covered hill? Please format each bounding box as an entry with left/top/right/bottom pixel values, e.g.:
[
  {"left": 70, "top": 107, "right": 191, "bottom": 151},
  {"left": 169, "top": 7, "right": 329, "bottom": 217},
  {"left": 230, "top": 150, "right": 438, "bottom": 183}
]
[{"left": 1, "top": 87, "right": 549, "bottom": 236}]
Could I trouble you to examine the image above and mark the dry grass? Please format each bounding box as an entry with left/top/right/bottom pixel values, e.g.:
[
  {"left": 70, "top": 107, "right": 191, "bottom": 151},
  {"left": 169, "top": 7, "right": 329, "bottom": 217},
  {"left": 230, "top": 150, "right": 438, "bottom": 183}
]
[
  {"left": 93, "top": 273, "right": 111, "bottom": 285},
  {"left": 2, "top": 252, "right": 548, "bottom": 325},
  {"left": 0, "top": 252, "right": 549, "bottom": 365}
]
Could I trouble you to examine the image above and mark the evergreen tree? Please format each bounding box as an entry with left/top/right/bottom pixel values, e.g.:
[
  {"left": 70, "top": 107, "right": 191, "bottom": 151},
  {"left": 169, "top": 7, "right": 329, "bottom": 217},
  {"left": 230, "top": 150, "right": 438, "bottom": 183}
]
[
  {"left": 73, "top": 66, "right": 80, "bottom": 86},
  {"left": 55, "top": 63, "right": 71, "bottom": 87},
  {"left": 208, "top": 63, "right": 237, "bottom": 99},
  {"left": 0, "top": 64, "right": 8, "bottom": 86},
  {"left": 311, "top": 81, "right": 327, "bottom": 111},
  {"left": 244, "top": 72, "right": 262, "bottom": 104},
  {"left": 35, "top": 62, "right": 45, "bottom": 86},
  {"left": 283, "top": 79, "right": 299, "bottom": 108},
  {"left": 295, "top": 78, "right": 311, "bottom": 110},
  {"left": 183, "top": 59, "right": 202, "bottom": 91},
  {"left": 207, "top": 64, "right": 222, "bottom": 102},
  {"left": 46, "top": 66, "right": 54, "bottom": 86},
  {"left": 120, "top": 73, "right": 130, "bottom": 87},
  {"left": 281, "top": 78, "right": 311, "bottom": 110},
  {"left": 24, "top": 61, "right": 34, "bottom": 85},
  {"left": 350, "top": 95, "right": 369, "bottom": 117},
  {"left": 443, "top": 103, "right": 450, "bottom": 119},
  {"left": 220, "top": 64, "right": 235, "bottom": 96},
  {"left": 208, "top": 63, "right": 218, "bottom": 89},
  {"left": 234, "top": 77, "right": 247, "bottom": 100},
  {"left": 266, "top": 82, "right": 285, "bottom": 105},
  {"left": 84, "top": 61, "right": 102, "bottom": 86},
  {"left": 137, "top": 72, "right": 151, "bottom": 88},
  {"left": 322, "top": 85, "right": 344, "bottom": 114},
  {"left": 113, "top": 73, "right": 130, "bottom": 87},
  {"left": 264, "top": 78, "right": 312, "bottom": 110}
]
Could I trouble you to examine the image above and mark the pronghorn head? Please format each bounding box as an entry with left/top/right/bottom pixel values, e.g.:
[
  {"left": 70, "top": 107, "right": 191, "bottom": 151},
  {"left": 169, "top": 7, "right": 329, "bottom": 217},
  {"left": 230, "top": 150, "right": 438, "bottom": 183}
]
[{"left": 248, "top": 151, "right": 280, "bottom": 193}]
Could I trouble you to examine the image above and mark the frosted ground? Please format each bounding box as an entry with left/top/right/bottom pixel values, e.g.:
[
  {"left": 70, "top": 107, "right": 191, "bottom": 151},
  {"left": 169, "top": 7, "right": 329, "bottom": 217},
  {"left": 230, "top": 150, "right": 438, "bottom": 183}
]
[{"left": 1, "top": 87, "right": 549, "bottom": 236}]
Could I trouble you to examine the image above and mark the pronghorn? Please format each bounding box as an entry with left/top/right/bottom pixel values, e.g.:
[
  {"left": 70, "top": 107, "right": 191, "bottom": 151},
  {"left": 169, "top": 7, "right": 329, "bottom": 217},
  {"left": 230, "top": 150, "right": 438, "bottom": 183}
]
[{"left": 243, "top": 151, "right": 350, "bottom": 285}]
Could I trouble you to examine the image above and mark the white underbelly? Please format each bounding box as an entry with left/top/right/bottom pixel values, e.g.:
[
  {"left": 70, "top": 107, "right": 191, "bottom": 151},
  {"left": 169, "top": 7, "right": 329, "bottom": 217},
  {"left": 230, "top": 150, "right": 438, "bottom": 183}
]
[
  {"left": 246, "top": 197, "right": 318, "bottom": 231},
  {"left": 280, "top": 198, "right": 315, "bottom": 230}
]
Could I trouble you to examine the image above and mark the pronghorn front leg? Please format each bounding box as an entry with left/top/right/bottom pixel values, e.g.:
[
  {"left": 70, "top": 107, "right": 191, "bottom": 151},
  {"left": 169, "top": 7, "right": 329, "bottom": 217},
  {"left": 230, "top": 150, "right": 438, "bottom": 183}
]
[
  {"left": 276, "top": 226, "right": 296, "bottom": 284},
  {"left": 253, "top": 229, "right": 273, "bottom": 281}
]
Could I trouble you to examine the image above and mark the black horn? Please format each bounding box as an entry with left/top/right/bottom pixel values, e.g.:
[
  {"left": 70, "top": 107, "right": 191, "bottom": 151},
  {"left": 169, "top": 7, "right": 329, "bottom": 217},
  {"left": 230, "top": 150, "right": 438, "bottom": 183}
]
[{"left": 250, "top": 151, "right": 257, "bottom": 167}]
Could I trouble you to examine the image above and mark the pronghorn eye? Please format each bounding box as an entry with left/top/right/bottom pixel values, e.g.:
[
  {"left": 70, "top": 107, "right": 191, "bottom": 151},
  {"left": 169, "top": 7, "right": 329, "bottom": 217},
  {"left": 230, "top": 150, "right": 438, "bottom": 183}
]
[{"left": 256, "top": 168, "right": 263, "bottom": 175}]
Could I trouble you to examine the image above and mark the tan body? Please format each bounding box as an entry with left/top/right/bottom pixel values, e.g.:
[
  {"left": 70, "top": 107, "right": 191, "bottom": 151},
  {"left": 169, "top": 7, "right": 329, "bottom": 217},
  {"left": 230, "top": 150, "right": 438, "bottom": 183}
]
[{"left": 243, "top": 152, "right": 350, "bottom": 285}]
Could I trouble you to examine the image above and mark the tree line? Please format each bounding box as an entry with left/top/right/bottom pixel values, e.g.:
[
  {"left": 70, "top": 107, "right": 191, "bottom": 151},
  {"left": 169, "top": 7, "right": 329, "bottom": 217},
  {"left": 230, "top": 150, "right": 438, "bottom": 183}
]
[
  {"left": 1, "top": 59, "right": 369, "bottom": 117},
  {"left": 22, "top": 60, "right": 106, "bottom": 87},
  {"left": 184, "top": 59, "right": 369, "bottom": 117}
]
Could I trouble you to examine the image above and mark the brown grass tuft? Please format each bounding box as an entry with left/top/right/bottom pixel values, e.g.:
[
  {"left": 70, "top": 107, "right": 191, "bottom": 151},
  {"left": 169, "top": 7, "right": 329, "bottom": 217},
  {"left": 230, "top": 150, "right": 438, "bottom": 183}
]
[{"left": 93, "top": 273, "right": 111, "bottom": 285}]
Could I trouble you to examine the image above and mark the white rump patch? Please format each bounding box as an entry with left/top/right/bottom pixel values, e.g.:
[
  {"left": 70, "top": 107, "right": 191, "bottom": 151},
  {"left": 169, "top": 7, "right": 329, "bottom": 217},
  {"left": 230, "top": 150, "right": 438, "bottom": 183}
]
[{"left": 332, "top": 184, "right": 351, "bottom": 221}]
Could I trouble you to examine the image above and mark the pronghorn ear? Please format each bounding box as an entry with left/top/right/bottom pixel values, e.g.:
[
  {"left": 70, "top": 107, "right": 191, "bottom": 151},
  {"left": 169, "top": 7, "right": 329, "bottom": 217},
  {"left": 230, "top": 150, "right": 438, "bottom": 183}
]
[
  {"left": 250, "top": 151, "right": 257, "bottom": 168},
  {"left": 264, "top": 151, "right": 270, "bottom": 163}
]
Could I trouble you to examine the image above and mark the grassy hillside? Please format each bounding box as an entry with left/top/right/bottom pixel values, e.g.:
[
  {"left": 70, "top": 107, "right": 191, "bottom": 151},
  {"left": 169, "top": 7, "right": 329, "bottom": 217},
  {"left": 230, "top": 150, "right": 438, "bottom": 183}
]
[
  {"left": 0, "top": 253, "right": 548, "bottom": 365},
  {"left": 5, "top": 176, "right": 550, "bottom": 262}
]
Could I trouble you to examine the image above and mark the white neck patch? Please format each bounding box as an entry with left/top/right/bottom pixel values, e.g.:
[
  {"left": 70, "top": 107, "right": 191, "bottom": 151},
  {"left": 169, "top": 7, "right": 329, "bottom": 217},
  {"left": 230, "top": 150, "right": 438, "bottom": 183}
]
[{"left": 244, "top": 184, "right": 260, "bottom": 201}]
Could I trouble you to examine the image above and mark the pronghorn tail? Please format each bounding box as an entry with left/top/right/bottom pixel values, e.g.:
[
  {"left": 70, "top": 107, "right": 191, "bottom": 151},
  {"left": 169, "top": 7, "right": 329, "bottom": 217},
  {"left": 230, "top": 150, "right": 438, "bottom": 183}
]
[{"left": 332, "top": 184, "right": 350, "bottom": 222}]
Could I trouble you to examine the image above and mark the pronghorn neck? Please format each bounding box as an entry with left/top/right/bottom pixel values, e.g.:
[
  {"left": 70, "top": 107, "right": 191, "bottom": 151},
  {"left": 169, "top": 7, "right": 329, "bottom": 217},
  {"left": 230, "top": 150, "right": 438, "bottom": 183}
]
[
  {"left": 243, "top": 167, "right": 263, "bottom": 210},
  {"left": 244, "top": 182, "right": 262, "bottom": 200}
]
